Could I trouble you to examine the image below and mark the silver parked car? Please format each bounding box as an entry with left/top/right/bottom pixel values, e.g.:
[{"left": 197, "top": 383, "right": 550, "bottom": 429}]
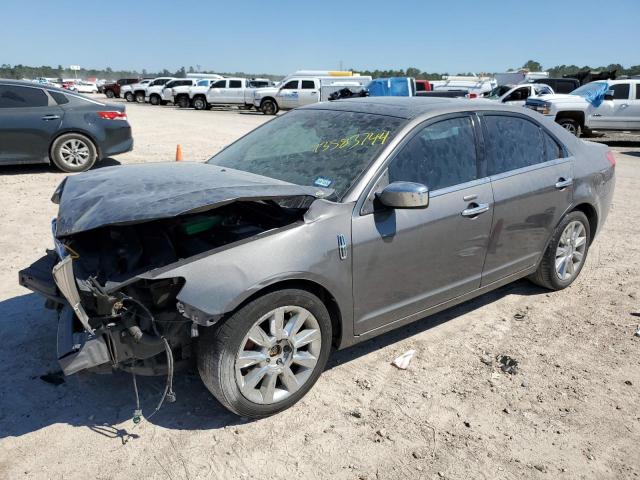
[{"left": 20, "top": 97, "right": 615, "bottom": 418}]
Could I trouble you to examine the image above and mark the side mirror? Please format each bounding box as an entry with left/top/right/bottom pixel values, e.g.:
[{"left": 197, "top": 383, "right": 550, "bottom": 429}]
[
  {"left": 604, "top": 90, "right": 615, "bottom": 101},
  {"left": 377, "top": 182, "right": 429, "bottom": 209}
]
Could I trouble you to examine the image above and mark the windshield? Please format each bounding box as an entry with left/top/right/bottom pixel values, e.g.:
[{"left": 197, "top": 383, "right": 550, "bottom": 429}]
[
  {"left": 207, "top": 109, "right": 406, "bottom": 199},
  {"left": 571, "top": 82, "right": 608, "bottom": 97}
]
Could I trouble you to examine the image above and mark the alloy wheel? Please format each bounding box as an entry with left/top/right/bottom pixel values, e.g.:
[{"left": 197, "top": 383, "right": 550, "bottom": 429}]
[
  {"left": 555, "top": 220, "right": 587, "bottom": 281},
  {"left": 59, "top": 138, "right": 91, "bottom": 168},
  {"left": 235, "top": 306, "right": 322, "bottom": 405}
]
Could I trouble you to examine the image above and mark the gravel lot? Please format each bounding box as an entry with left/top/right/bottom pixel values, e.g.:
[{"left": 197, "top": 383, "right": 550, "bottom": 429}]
[{"left": 1, "top": 97, "right": 639, "bottom": 480}]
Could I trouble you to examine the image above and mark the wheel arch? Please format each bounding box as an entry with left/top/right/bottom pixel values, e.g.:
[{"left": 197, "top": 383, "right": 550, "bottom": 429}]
[
  {"left": 555, "top": 111, "right": 585, "bottom": 128},
  {"left": 49, "top": 129, "right": 101, "bottom": 161},
  {"left": 572, "top": 202, "right": 598, "bottom": 244},
  {"left": 223, "top": 278, "right": 343, "bottom": 348}
]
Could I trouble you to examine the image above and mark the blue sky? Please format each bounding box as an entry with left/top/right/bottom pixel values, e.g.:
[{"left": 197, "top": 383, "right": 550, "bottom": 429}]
[{"left": 2, "top": 0, "right": 638, "bottom": 74}]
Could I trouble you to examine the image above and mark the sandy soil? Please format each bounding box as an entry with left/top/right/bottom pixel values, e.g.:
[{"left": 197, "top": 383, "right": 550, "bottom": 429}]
[{"left": 0, "top": 98, "right": 638, "bottom": 480}]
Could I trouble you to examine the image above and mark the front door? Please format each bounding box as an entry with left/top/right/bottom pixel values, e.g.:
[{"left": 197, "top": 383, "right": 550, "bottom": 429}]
[
  {"left": 0, "top": 84, "right": 64, "bottom": 164},
  {"left": 593, "top": 82, "right": 636, "bottom": 130},
  {"left": 208, "top": 79, "right": 228, "bottom": 103},
  {"left": 277, "top": 80, "right": 301, "bottom": 109},
  {"left": 479, "top": 113, "right": 574, "bottom": 285},
  {"left": 352, "top": 115, "right": 493, "bottom": 334}
]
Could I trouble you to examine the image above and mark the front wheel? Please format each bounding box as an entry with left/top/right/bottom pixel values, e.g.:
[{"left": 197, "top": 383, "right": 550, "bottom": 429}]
[
  {"left": 557, "top": 118, "right": 580, "bottom": 136},
  {"left": 529, "top": 211, "right": 591, "bottom": 290},
  {"left": 197, "top": 289, "right": 332, "bottom": 418},
  {"left": 193, "top": 96, "right": 207, "bottom": 110},
  {"left": 260, "top": 99, "right": 278, "bottom": 115},
  {"left": 105, "top": 90, "right": 115, "bottom": 99}
]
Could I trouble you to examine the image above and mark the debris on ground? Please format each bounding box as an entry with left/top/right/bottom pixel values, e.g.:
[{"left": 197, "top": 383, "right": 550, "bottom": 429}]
[
  {"left": 634, "top": 325, "right": 640, "bottom": 337},
  {"left": 39, "top": 371, "right": 65, "bottom": 386},
  {"left": 350, "top": 409, "right": 363, "bottom": 419},
  {"left": 513, "top": 311, "right": 527, "bottom": 321},
  {"left": 496, "top": 355, "right": 519, "bottom": 375},
  {"left": 392, "top": 349, "right": 416, "bottom": 370},
  {"left": 356, "top": 378, "right": 373, "bottom": 390}
]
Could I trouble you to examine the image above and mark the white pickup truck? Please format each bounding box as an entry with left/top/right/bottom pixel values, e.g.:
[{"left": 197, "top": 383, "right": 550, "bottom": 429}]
[
  {"left": 525, "top": 79, "right": 640, "bottom": 136},
  {"left": 189, "top": 78, "right": 257, "bottom": 111},
  {"left": 121, "top": 79, "right": 152, "bottom": 102},
  {"left": 252, "top": 76, "right": 372, "bottom": 114},
  {"left": 485, "top": 83, "right": 554, "bottom": 106},
  {"left": 161, "top": 78, "right": 198, "bottom": 104},
  {"left": 143, "top": 77, "right": 176, "bottom": 105}
]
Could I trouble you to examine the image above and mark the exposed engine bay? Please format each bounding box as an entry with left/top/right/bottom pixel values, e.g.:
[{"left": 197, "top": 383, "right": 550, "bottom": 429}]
[{"left": 21, "top": 200, "right": 307, "bottom": 380}]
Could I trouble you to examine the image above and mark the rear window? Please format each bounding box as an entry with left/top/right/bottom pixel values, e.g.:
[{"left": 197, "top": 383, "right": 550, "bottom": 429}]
[
  {"left": 49, "top": 91, "right": 69, "bottom": 105},
  {"left": 0, "top": 85, "right": 49, "bottom": 108},
  {"left": 484, "top": 115, "right": 545, "bottom": 175}
]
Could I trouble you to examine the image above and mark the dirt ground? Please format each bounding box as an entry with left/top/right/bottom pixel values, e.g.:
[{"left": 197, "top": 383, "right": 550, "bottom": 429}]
[{"left": 0, "top": 97, "right": 638, "bottom": 480}]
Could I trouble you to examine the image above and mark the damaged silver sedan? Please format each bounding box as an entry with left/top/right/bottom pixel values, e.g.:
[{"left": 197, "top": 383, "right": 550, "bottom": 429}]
[{"left": 20, "top": 98, "right": 615, "bottom": 418}]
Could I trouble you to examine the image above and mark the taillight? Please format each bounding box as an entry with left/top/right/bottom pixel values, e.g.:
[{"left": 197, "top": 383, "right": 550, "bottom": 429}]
[
  {"left": 98, "top": 111, "right": 127, "bottom": 121},
  {"left": 606, "top": 150, "right": 616, "bottom": 167},
  {"left": 465, "top": 92, "right": 478, "bottom": 99}
]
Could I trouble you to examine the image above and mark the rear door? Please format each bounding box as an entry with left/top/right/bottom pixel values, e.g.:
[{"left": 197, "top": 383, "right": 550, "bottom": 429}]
[
  {"left": 598, "top": 83, "right": 635, "bottom": 130},
  {"left": 479, "top": 113, "right": 573, "bottom": 285},
  {"left": 299, "top": 79, "right": 319, "bottom": 106},
  {"left": 227, "top": 79, "right": 243, "bottom": 104},
  {"left": 0, "top": 84, "right": 64, "bottom": 165}
]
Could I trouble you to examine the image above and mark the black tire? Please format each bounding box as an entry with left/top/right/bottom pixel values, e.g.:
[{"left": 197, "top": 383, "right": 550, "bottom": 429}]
[
  {"left": 124, "top": 92, "right": 134, "bottom": 102},
  {"left": 261, "top": 99, "right": 278, "bottom": 115},
  {"left": 105, "top": 89, "right": 115, "bottom": 99},
  {"left": 177, "top": 96, "right": 190, "bottom": 108},
  {"left": 198, "top": 289, "right": 332, "bottom": 418},
  {"left": 149, "top": 94, "right": 160, "bottom": 106},
  {"left": 529, "top": 210, "right": 591, "bottom": 290},
  {"left": 193, "top": 96, "right": 207, "bottom": 110},
  {"left": 135, "top": 92, "right": 145, "bottom": 103},
  {"left": 557, "top": 118, "right": 581, "bottom": 137},
  {"left": 50, "top": 133, "right": 98, "bottom": 173}
]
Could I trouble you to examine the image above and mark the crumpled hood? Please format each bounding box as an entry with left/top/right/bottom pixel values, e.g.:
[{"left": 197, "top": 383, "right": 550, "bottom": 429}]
[{"left": 53, "top": 162, "right": 331, "bottom": 237}]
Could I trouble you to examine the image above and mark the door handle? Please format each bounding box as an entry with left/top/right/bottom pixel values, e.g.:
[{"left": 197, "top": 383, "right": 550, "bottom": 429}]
[
  {"left": 555, "top": 178, "right": 573, "bottom": 189},
  {"left": 41, "top": 115, "right": 60, "bottom": 120},
  {"left": 461, "top": 203, "right": 490, "bottom": 217}
]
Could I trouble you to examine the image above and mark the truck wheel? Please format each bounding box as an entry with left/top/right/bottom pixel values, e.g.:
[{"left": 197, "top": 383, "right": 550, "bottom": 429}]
[
  {"left": 124, "top": 92, "right": 134, "bottom": 102},
  {"left": 261, "top": 99, "right": 278, "bottom": 115},
  {"left": 193, "top": 96, "right": 207, "bottom": 110},
  {"left": 557, "top": 118, "right": 580, "bottom": 136},
  {"left": 135, "top": 92, "right": 145, "bottom": 103},
  {"left": 529, "top": 211, "right": 590, "bottom": 291},
  {"left": 105, "top": 90, "right": 115, "bottom": 99},
  {"left": 149, "top": 94, "right": 160, "bottom": 106},
  {"left": 50, "top": 133, "right": 98, "bottom": 173},
  {"left": 177, "top": 96, "right": 190, "bottom": 108},
  {"left": 198, "top": 289, "right": 332, "bottom": 418}
]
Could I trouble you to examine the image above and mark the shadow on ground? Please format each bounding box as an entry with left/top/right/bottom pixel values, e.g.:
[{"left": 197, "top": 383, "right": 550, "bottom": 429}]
[{"left": 0, "top": 280, "right": 543, "bottom": 440}]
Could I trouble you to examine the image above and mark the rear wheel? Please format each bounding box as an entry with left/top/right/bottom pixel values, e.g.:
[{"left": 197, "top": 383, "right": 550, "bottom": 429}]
[
  {"left": 177, "top": 96, "right": 190, "bottom": 108},
  {"left": 50, "top": 133, "right": 97, "bottom": 173},
  {"left": 105, "top": 89, "right": 115, "bottom": 99},
  {"left": 557, "top": 118, "right": 580, "bottom": 136},
  {"left": 198, "top": 289, "right": 332, "bottom": 418},
  {"left": 193, "top": 96, "right": 207, "bottom": 110},
  {"left": 149, "top": 94, "right": 161, "bottom": 106},
  {"left": 135, "top": 92, "right": 145, "bottom": 103},
  {"left": 124, "top": 92, "right": 134, "bottom": 102},
  {"left": 529, "top": 211, "right": 590, "bottom": 290}
]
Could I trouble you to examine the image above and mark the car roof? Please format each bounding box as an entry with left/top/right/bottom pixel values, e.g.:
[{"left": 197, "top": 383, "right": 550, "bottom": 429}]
[
  {"left": 0, "top": 78, "right": 72, "bottom": 94},
  {"left": 300, "top": 96, "right": 546, "bottom": 120}
]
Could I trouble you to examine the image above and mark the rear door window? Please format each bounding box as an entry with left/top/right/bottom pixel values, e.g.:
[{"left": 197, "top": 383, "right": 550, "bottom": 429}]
[
  {"left": 388, "top": 116, "right": 478, "bottom": 191},
  {"left": 301, "top": 80, "right": 316, "bottom": 89},
  {"left": 229, "top": 80, "right": 242, "bottom": 88},
  {"left": 483, "top": 115, "right": 545, "bottom": 175},
  {"left": 542, "top": 130, "right": 563, "bottom": 161},
  {"left": 0, "top": 85, "right": 49, "bottom": 108}
]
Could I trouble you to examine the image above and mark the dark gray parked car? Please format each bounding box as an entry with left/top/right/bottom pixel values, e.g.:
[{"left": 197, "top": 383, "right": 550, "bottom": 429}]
[
  {"left": 19, "top": 97, "right": 615, "bottom": 418},
  {"left": 0, "top": 80, "right": 133, "bottom": 172}
]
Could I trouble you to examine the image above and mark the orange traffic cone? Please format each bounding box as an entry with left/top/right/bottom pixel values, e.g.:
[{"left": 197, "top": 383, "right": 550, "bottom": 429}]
[{"left": 175, "top": 144, "right": 183, "bottom": 161}]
